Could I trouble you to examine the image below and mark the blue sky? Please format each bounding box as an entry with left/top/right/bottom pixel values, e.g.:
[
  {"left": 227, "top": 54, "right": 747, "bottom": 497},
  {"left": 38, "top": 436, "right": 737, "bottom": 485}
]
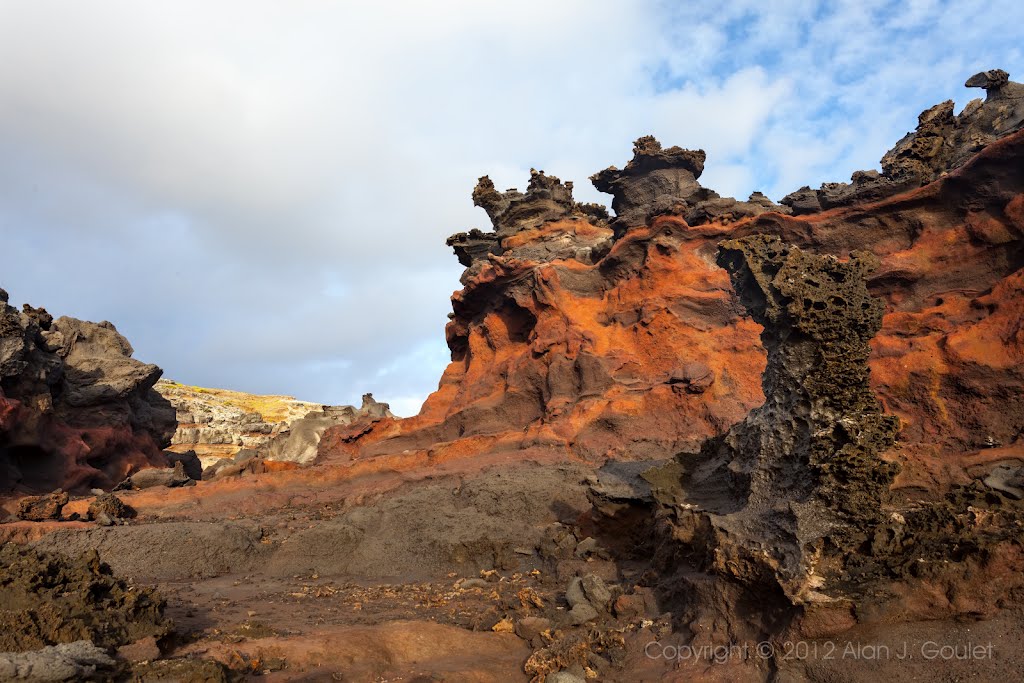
[{"left": 1, "top": 1, "right": 1021, "bottom": 415}]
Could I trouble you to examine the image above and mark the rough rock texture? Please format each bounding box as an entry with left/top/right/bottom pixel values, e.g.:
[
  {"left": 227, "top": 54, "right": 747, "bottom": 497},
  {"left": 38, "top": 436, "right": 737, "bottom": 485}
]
[
  {"left": 782, "top": 69, "right": 1024, "bottom": 213},
  {"left": 156, "top": 379, "right": 391, "bottom": 467},
  {"left": 15, "top": 491, "right": 69, "bottom": 521},
  {"left": 0, "top": 297, "right": 175, "bottom": 494},
  {"left": 87, "top": 493, "right": 135, "bottom": 523},
  {"left": 0, "top": 544, "right": 169, "bottom": 652},
  {"left": 592, "top": 135, "right": 789, "bottom": 237},
  {"left": 0, "top": 640, "right": 119, "bottom": 682},
  {"left": 329, "top": 72, "right": 1024, "bottom": 502},
  {"left": 647, "top": 235, "right": 900, "bottom": 603},
  {"left": 155, "top": 379, "right": 324, "bottom": 466},
  {"left": 265, "top": 394, "right": 392, "bottom": 465}
]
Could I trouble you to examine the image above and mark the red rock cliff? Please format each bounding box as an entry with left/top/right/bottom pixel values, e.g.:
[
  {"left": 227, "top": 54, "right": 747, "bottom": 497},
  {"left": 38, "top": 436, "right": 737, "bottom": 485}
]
[{"left": 324, "top": 71, "right": 1023, "bottom": 498}]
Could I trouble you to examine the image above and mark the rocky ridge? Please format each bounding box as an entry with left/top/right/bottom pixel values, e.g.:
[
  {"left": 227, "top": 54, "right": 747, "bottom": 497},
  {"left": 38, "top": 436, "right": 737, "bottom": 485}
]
[{"left": 156, "top": 379, "right": 393, "bottom": 467}]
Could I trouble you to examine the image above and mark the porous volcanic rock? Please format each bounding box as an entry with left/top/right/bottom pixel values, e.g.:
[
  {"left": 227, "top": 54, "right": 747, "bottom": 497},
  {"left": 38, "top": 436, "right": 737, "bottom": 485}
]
[
  {"left": 14, "top": 491, "right": 70, "bottom": 522},
  {"left": 647, "top": 235, "right": 901, "bottom": 603},
  {"left": 632, "top": 234, "right": 1024, "bottom": 652},
  {"left": 0, "top": 296, "right": 175, "bottom": 494},
  {"left": 0, "top": 544, "right": 169, "bottom": 652}
]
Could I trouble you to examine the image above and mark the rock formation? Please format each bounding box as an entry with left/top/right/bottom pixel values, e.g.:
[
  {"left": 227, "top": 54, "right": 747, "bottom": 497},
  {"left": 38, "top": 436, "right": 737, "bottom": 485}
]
[
  {"left": 157, "top": 380, "right": 393, "bottom": 469},
  {"left": 782, "top": 68, "right": 1024, "bottom": 213},
  {"left": 648, "top": 235, "right": 900, "bottom": 601},
  {"left": 0, "top": 294, "right": 176, "bottom": 494},
  {"left": 1, "top": 68, "right": 1022, "bottom": 682},
  {"left": 591, "top": 135, "right": 788, "bottom": 237},
  {"left": 155, "top": 379, "right": 327, "bottom": 465},
  {"left": 326, "top": 71, "right": 1024, "bottom": 483}
]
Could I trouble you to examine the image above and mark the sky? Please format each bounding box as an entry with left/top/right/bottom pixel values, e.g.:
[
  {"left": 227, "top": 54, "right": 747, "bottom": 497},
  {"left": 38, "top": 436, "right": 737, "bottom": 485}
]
[{"left": 1, "top": 1, "right": 1022, "bottom": 416}]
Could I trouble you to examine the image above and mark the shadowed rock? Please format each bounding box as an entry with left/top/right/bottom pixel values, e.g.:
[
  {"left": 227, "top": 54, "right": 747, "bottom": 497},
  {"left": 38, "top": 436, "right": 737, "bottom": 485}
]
[
  {"left": 0, "top": 545, "right": 168, "bottom": 652},
  {"left": 1, "top": 295, "right": 176, "bottom": 494}
]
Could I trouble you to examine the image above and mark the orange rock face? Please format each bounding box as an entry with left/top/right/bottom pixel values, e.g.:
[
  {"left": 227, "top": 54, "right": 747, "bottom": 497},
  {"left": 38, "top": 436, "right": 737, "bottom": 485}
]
[{"left": 325, "top": 130, "right": 1024, "bottom": 501}]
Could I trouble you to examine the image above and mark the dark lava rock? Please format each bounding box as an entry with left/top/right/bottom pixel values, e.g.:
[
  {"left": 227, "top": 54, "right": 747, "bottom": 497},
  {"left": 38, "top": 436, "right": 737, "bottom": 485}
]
[
  {"left": 648, "top": 234, "right": 899, "bottom": 603},
  {"left": 591, "top": 135, "right": 789, "bottom": 237},
  {"left": 15, "top": 490, "right": 70, "bottom": 521},
  {"left": 782, "top": 68, "right": 1024, "bottom": 212},
  {"left": 1, "top": 293, "right": 177, "bottom": 494},
  {"left": 164, "top": 450, "right": 202, "bottom": 481},
  {"left": 87, "top": 493, "right": 136, "bottom": 522},
  {"left": 0, "top": 544, "right": 169, "bottom": 652}
]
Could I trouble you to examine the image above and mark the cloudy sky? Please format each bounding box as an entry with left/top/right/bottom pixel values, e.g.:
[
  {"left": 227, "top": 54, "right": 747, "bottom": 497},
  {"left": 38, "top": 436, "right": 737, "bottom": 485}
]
[{"left": 1, "top": 1, "right": 1021, "bottom": 415}]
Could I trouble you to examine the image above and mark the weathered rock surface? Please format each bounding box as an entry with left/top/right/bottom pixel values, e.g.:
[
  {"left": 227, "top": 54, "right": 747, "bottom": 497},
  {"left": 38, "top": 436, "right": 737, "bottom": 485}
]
[
  {"left": 0, "top": 296, "right": 175, "bottom": 495},
  {"left": 15, "top": 491, "right": 70, "bottom": 521},
  {"left": 647, "top": 235, "right": 901, "bottom": 602},
  {"left": 0, "top": 640, "right": 119, "bottom": 682},
  {"left": 592, "top": 135, "right": 789, "bottom": 237},
  {"left": 330, "top": 71, "right": 1024, "bottom": 502},
  {"left": 782, "top": 69, "right": 1024, "bottom": 213},
  {"left": 0, "top": 544, "right": 169, "bottom": 652},
  {"left": 155, "top": 379, "right": 323, "bottom": 465}
]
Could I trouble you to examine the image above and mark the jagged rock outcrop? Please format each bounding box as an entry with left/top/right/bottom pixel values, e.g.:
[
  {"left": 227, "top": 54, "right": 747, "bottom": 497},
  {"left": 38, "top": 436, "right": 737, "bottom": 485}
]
[
  {"left": 446, "top": 171, "right": 612, "bottom": 277},
  {"left": 592, "top": 135, "right": 789, "bottom": 237},
  {"left": 782, "top": 69, "right": 1024, "bottom": 213},
  {"left": 326, "top": 70, "right": 1023, "bottom": 512},
  {"left": 0, "top": 293, "right": 175, "bottom": 494}
]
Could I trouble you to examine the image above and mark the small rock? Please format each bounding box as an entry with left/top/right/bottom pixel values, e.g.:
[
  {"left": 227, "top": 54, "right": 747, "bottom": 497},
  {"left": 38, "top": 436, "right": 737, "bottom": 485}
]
[
  {"left": 983, "top": 465, "right": 1024, "bottom": 500},
  {"left": 15, "top": 490, "right": 69, "bottom": 521},
  {"left": 565, "top": 577, "right": 589, "bottom": 608},
  {"left": 117, "top": 635, "right": 161, "bottom": 662},
  {"left": 588, "top": 651, "right": 611, "bottom": 672},
  {"left": 613, "top": 593, "right": 645, "bottom": 619},
  {"left": 548, "top": 670, "right": 586, "bottom": 683},
  {"left": 166, "top": 450, "right": 203, "bottom": 480},
  {"left": 514, "top": 616, "right": 551, "bottom": 643},
  {"left": 491, "top": 617, "right": 514, "bottom": 633},
  {"left": 94, "top": 512, "right": 115, "bottom": 527},
  {"left": 580, "top": 574, "right": 612, "bottom": 610},
  {"left": 0, "top": 640, "right": 117, "bottom": 681},
  {"left": 574, "top": 537, "right": 600, "bottom": 558},
  {"left": 116, "top": 461, "right": 193, "bottom": 490},
  {"left": 567, "top": 602, "right": 599, "bottom": 625},
  {"left": 458, "top": 578, "right": 489, "bottom": 590},
  {"left": 88, "top": 493, "right": 136, "bottom": 522}
]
